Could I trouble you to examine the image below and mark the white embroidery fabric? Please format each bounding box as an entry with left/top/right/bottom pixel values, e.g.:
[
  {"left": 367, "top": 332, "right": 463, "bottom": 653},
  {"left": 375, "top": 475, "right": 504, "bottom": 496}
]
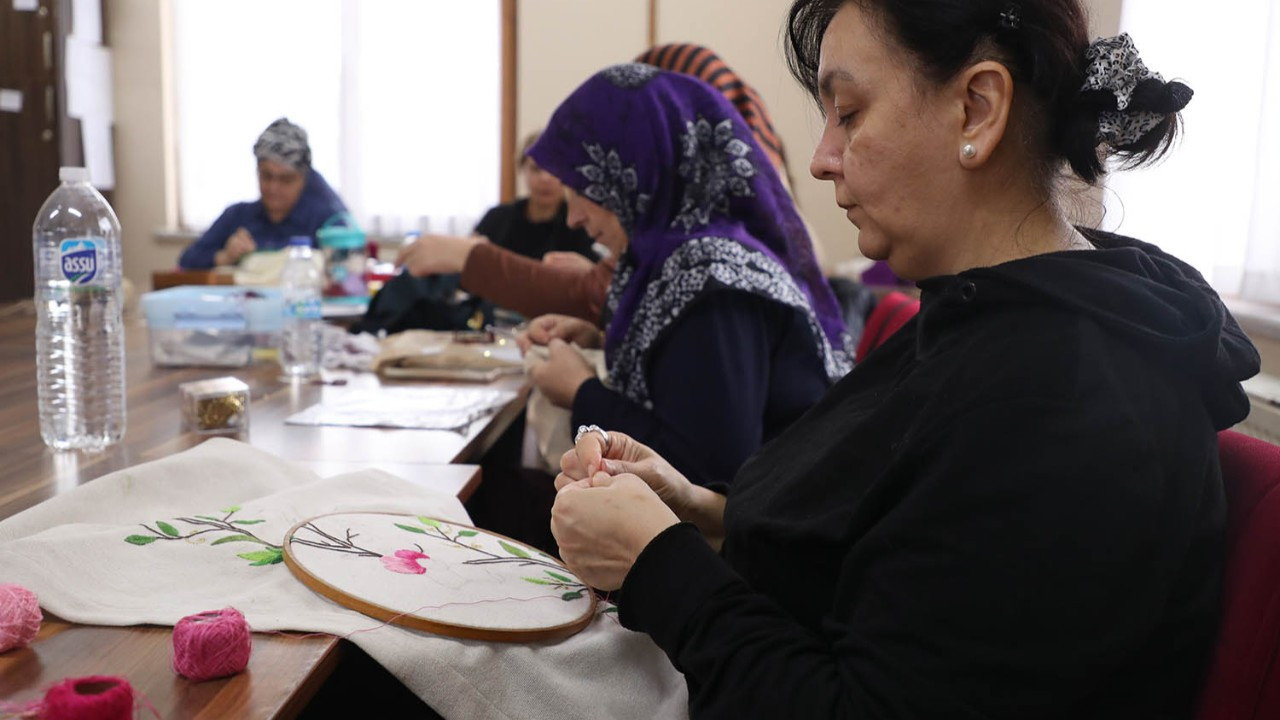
[{"left": 607, "top": 237, "right": 852, "bottom": 408}]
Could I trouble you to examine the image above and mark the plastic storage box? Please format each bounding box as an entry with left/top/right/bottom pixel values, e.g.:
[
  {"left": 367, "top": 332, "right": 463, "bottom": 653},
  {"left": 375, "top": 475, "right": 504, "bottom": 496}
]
[{"left": 141, "top": 286, "right": 282, "bottom": 367}]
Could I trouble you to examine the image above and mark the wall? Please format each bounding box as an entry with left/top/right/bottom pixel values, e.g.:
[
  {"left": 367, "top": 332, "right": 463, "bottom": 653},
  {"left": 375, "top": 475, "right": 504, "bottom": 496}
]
[
  {"left": 516, "top": 0, "right": 648, "bottom": 158},
  {"left": 107, "top": 0, "right": 179, "bottom": 290},
  {"left": 108, "top": 0, "right": 1123, "bottom": 287}
]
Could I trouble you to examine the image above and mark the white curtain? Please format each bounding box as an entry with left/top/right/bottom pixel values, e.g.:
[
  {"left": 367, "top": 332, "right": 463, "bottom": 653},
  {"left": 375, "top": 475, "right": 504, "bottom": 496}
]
[
  {"left": 172, "top": 0, "right": 501, "bottom": 239},
  {"left": 1103, "top": 0, "right": 1280, "bottom": 303}
]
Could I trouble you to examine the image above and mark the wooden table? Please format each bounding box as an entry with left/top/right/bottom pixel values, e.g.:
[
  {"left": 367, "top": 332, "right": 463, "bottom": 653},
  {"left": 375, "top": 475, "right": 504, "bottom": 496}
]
[
  {"left": 0, "top": 302, "right": 529, "bottom": 717},
  {"left": 0, "top": 305, "right": 528, "bottom": 518}
]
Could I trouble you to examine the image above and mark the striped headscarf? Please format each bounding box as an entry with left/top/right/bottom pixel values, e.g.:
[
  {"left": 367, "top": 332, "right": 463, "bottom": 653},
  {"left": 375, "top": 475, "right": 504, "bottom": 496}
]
[{"left": 636, "top": 44, "right": 789, "bottom": 181}]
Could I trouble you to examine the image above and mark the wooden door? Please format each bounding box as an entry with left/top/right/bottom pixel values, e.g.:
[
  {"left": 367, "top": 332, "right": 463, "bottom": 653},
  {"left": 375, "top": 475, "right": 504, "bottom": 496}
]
[{"left": 0, "top": 1, "right": 60, "bottom": 304}]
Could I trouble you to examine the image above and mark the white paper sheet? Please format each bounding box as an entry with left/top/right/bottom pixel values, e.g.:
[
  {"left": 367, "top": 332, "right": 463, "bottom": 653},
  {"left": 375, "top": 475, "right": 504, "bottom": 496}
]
[
  {"left": 65, "top": 38, "right": 113, "bottom": 122},
  {"left": 70, "top": 0, "right": 102, "bottom": 43},
  {"left": 286, "top": 386, "right": 518, "bottom": 431},
  {"left": 81, "top": 120, "right": 115, "bottom": 190},
  {"left": 0, "top": 89, "right": 22, "bottom": 113}
]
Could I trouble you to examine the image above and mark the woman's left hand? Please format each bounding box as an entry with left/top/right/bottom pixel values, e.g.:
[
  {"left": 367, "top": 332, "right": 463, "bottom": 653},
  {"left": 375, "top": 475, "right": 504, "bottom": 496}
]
[
  {"left": 551, "top": 472, "right": 679, "bottom": 590},
  {"left": 527, "top": 338, "right": 595, "bottom": 408}
]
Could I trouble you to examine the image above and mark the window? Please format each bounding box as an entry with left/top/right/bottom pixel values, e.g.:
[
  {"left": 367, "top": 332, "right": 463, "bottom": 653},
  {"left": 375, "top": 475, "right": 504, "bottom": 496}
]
[
  {"left": 1102, "top": 0, "right": 1280, "bottom": 304},
  {"left": 172, "top": 0, "right": 502, "bottom": 239}
]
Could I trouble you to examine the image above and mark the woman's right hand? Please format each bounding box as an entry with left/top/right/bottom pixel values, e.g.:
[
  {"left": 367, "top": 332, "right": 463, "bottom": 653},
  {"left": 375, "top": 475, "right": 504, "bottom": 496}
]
[
  {"left": 541, "top": 251, "right": 597, "bottom": 273},
  {"left": 517, "top": 314, "right": 602, "bottom": 353},
  {"left": 217, "top": 227, "right": 256, "bottom": 266},
  {"left": 556, "top": 430, "right": 694, "bottom": 519},
  {"left": 557, "top": 430, "right": 726, "bottom": 547},
  {"left": 395, "top": 233, "right": 483, "bottom": 277}
]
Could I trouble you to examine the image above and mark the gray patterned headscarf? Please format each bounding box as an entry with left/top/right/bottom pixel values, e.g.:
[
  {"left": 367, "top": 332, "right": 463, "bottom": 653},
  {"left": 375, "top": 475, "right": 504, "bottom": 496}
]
[{"left": 253, "top": 117, "right": 312, "bottom": 172}]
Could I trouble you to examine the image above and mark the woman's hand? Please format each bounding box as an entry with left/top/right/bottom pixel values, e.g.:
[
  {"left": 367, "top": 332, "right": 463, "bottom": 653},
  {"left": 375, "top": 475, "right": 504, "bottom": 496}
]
[
  {"left": 541, "top": 251, "right": 596, "bottom": 273},
  {"left": 517, "top": 314, "right": 603, "bottom": 352},
  {"left": 556, "top": 430, "right": 725, "bottom": 547},
  {"left": 216, "top": 227, "right": 256, "bottom": 266},
  {"left": 551, "top": 472, "right": 679, "bottom": 590},
  {"left": 395, "top": 233, "right": 484, "bottom": 276},
  {"left": 527, "top": 339, "right": 595, "bottom": 408}
]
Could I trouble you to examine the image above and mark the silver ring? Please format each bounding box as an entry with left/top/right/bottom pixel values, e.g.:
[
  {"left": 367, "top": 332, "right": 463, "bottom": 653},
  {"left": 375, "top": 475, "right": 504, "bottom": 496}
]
[{"left": 574, "top": 424, "right": 609, "bottom": 451}]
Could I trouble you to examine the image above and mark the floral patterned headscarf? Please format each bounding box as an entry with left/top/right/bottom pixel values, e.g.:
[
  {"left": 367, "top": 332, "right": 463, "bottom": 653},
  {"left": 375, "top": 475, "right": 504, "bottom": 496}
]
[{"left": 528, "top": 64, "right": 851, "bottom": 405}]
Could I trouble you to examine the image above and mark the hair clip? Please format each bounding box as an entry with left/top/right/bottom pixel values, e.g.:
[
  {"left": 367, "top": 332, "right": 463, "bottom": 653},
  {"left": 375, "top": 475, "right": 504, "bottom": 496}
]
[{"left": 999, "top": 3, "right": 1022, "bottom": 31}]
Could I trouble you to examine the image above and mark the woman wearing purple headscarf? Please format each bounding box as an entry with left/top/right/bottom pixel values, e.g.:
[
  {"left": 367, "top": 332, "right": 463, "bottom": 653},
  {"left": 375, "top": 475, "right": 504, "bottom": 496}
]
[{"left": 521, "top": 64, "right": 851, "bottom": 491}]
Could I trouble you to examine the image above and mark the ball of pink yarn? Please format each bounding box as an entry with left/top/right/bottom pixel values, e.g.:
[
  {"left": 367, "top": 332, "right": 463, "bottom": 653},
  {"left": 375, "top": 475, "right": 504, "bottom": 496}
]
[
  {"left": 172, "top": 607, "right": 252, "bottom": 681},
  {"left": 0, "top": 583, "right": 42, "bottom": 653},
  {"left": 42, "top": 675, "right": 134, "bottom": 720}
]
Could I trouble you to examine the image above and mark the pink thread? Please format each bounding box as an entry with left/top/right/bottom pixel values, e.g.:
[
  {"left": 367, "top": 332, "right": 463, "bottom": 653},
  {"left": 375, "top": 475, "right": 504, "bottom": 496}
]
[
  {"left": 0, "top": 584, "right": 42, "bottom": 653},
  {"left": 172, "top": 607, "right": 252, "bottom": 682},
  {"left": 41, "top": 675, "right": 134, "bottom": 720}
]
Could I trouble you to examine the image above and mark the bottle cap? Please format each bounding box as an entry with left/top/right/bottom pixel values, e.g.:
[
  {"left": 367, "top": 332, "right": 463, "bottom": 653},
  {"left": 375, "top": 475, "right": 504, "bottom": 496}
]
[
  {"left": 288, "top": 236, "right": 313, "bottom": 247},
  {"left": 59, "top": 167, "right": 91, "bottom": 183}
]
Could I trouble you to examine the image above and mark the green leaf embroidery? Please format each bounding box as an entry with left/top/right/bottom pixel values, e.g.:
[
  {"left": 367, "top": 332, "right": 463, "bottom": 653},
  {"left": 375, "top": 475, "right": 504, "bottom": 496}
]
[
  {"left": 124, "top": 534, "right": 156, "bottom": 545},
  {"left": 456, "top": 530, "right": 479, "bottom": 537},
  {"left": 522, "top": 577, "right": 556, "bottom": 585},
  {"left": 544, "top": 570, "right": 575, "bottom": 584},
  {"left": 232, "top": 519, "right": 265, "bottom": 525},
  {"left": 195, "top": 515, "right": 221, "bottom": 521},
  {"left": 561, "top": 590, "right": 584, "bottom": 601},
  {"left": 156, "top": 521, "right": 180, "bottom": 537},
  {"left": 220, "top": 505, "right": 241, "bottom": 514},
  {"left": 417, "top": 516, "right": 442, "bottom": 529},
  {"left": 601, "top": 606, "right": 618, "bottom": 614},
  {"left": 210, "top": 534, "right": 259, "bottom": 546},
  {"left": 395, "top": 523, "right": 427, "bottom": 534},
  {"left": 237, "top": 548, "right": 283, "bottom": 566},
  {"left": 499, "top": 540, "right": 530, "bottom": 559}
]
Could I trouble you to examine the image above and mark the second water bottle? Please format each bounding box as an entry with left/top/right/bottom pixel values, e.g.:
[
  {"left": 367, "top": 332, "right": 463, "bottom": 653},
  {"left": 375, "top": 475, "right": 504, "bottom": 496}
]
[{"left": 280, "top": 236, "right": 323, "bottom": 378}]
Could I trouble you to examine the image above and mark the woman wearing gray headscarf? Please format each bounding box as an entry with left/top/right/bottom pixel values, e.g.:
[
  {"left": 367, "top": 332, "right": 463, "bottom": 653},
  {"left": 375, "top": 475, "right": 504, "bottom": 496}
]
[{"left": 178, "top": 118, "right": 348, "bottom": 269}]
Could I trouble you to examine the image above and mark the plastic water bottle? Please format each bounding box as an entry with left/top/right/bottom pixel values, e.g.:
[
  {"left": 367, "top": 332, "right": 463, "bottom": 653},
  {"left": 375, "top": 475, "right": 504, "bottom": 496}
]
[
  {"left": 279, "top": 236, "right": 323, "bottom": 378},
  {"left": 33, "top": 167, "right": 126, "bottom": 451}
]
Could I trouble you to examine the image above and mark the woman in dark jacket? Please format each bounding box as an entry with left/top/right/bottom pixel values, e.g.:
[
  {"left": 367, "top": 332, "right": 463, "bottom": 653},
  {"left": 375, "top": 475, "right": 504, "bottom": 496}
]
[{"left": 549, "top": 1, "right": 1259, "bottom": 718}]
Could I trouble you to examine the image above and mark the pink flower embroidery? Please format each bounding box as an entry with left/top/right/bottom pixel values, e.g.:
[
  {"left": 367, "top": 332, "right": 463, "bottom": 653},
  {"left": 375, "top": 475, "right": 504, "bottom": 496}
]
[{"left": 380, "top": 549, "right": 430, "bottom": 574}]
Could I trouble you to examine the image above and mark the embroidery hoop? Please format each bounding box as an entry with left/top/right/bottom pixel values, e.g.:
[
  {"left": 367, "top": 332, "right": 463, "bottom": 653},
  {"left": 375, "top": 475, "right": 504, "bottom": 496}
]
[{"left": 283, "top": 512, "right": 597, "bottom": 643}]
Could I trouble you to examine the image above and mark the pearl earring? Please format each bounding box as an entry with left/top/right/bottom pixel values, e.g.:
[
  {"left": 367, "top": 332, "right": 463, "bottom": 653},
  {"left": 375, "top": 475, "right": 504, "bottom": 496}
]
[{"left": 961, "top": 143, "right": 977, "bottom": 159}]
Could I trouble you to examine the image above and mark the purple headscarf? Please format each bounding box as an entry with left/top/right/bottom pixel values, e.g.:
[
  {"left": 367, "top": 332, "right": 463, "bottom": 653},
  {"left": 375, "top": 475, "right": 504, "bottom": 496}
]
[{"left": 529, "top": 64, "right": 851, "bottom": 405}]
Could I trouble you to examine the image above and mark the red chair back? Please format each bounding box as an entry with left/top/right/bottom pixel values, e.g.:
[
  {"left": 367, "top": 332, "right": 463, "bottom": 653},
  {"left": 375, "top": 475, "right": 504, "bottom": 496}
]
[
  {"left": 855, "top": 291, "right": 920, "bottom": 363},
  {"left": 1198, "top": 430, "right": 1280, "bottom": 719}
]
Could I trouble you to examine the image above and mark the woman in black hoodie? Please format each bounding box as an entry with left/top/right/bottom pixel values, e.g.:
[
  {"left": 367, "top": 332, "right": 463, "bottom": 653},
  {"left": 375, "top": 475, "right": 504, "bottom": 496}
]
[{"left": 549, "top": 1, "right": 1260, "bottom": 718}]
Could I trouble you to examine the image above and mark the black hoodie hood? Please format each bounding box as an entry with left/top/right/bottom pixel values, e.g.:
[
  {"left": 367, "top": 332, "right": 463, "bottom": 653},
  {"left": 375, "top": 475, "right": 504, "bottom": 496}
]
[{"left": 916, "top": 229, "right": 1260, "bottom": 430}]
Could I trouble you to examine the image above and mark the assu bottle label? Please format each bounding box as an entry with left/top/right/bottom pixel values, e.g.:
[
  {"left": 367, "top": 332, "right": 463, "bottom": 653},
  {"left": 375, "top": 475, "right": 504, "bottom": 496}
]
[
  {"left": 59, "top": 237, "right": 101, "bottom": 285},
  {"left": 285, "top": 297, "right": 322, "bottom": 320}
]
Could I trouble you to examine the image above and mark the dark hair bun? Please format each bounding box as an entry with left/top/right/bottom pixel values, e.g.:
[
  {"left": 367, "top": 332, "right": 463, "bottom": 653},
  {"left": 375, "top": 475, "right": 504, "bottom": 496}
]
[{"left": 1059, "top": 75, "right": 1191, "bottom": 183}]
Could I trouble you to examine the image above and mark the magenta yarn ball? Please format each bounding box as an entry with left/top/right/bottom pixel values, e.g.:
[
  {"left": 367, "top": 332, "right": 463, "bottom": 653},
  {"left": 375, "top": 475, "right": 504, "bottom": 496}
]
[
  {"left": 172, "top": 607, "right": 253, "bottom": 681},
  {"left": 41, "top": 675, "right": 134, "bottom": 720},
  {"left": 0, "top": 583, "right": 42, "bottom": 653}
]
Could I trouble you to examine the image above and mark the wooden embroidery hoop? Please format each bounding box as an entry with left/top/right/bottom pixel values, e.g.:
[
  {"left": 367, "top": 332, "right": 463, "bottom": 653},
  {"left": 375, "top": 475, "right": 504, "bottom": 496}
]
[{"left": 283, "top": 512, "right": 597, "bottom": 644}]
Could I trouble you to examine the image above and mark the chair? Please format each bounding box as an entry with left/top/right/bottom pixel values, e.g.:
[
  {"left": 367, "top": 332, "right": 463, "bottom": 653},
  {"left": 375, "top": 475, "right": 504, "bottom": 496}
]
[
  {"left": 1197, "top": 430, "right": 1280, "bottom": 720},
  {"left": 854, "top": 290, "right": 920, "bottom": 363}
]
